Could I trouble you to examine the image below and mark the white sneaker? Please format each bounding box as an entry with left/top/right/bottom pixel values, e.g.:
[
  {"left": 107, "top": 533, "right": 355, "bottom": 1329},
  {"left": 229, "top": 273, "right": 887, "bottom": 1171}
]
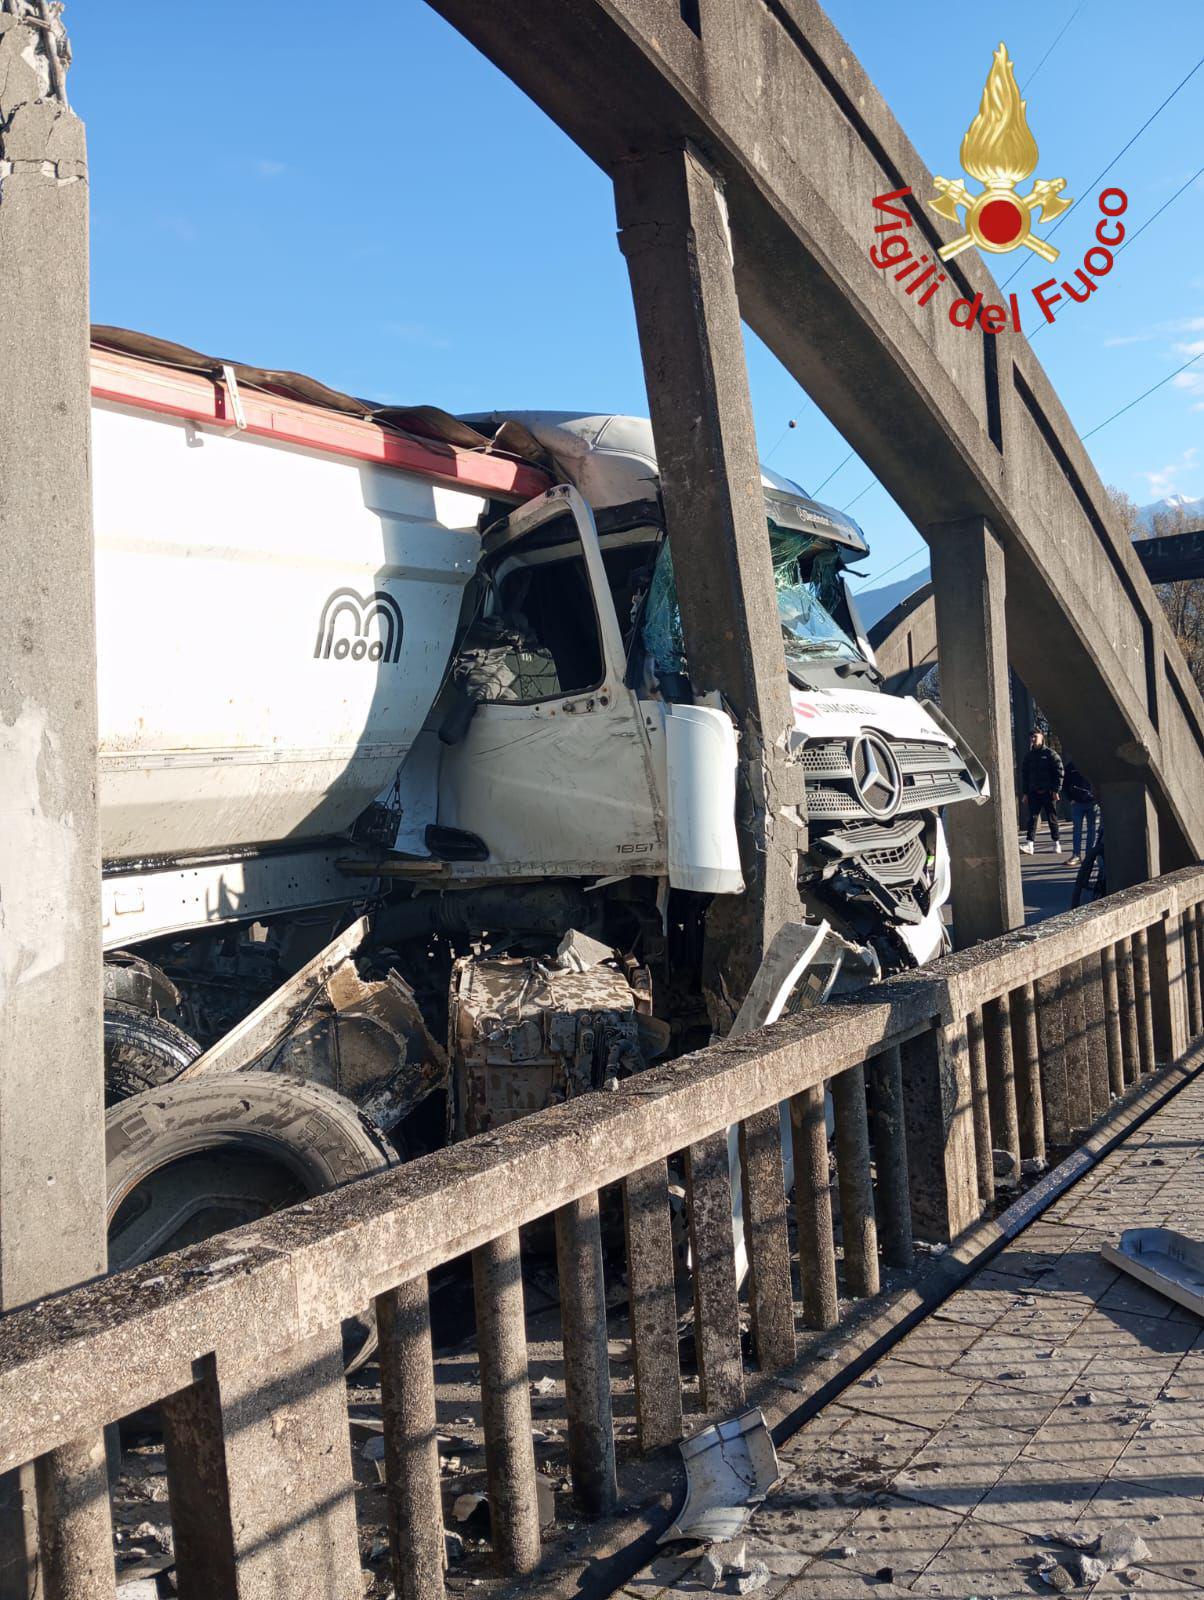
[
  {"left": 1020, "top": 841, "right": 1035, "bottom": 855},
  {"left": 1069, "top": 855, "right": 1081, "bottom": 866},
  {"left": 1053, "top": 842, "right": 1063, "bottom": 853}
]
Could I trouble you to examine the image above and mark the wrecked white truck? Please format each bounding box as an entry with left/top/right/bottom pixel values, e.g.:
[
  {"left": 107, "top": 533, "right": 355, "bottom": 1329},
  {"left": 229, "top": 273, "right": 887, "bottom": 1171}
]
[{"left": 90, "top": 331, "right": 986, "bottom": 1277}]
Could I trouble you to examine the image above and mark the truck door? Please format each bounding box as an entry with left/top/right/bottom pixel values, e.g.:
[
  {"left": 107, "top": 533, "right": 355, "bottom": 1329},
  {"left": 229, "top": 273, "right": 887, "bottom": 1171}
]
[{"left": 437, "top": 486, "right": 666, "bottom": 876}]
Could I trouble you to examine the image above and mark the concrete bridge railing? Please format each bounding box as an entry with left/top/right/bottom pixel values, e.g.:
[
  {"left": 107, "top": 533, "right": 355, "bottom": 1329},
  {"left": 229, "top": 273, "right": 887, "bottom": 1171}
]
[{"left": 3, "top": 867, "right": 1204, "bottom": 1600}]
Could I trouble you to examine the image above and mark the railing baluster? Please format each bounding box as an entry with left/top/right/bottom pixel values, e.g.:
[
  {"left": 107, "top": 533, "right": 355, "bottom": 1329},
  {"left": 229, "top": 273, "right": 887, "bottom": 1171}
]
[
  {"left": 1192, "top": 903, "right": 1204, "bottom": 1033},
  {"left": 984, "top": 993, "right": 1021, "bottom": 1180},
  {"left": 33, "top": 1434, "right": 115, "bottom": 1600},
  {"left": 1035, "top": 969, "right": 1070, "bottom": 1148},
  {"left": 1185, "top": 904, "right": 1203, "bottom": 1037},
  {"left": 473, "top": 1231, "right": 541, "bottom": 1575},
  {"left": 737, "top": 1107, "right": 796, "bottom": 1372},
  {"left": 868, "top": 1045, "right": 913, "bottom": 1269},
  {"left": 1149, "top": 910, "right": 1190, "bottom": 1064},
  {"left": 1011, "top": 981, "right": 1046, "bottom": 1166},
  {"left": 966, "top": 1008, "right": 995, "bottom": 1205},
  {"left": 621, "top": 1160, "right": 683, "bottom": 1451},
  {"left": 1082, "top": 952, "right": 1111, "bottom": 1120},
  {"left": 831, "top": 1064, "right": 879, "bottom": 1298},
  {"left": 1133, "top": 927, "right": 1157, "bottom": 1073},
  {"left": 1101, "top": 942, "right": 1125, "bottom": 1096},
  {"left": 684, "top": 1131, "right": 745, "bottom": 1415},
  {"left": 900, "top": 1022, "right": 979, "bottom": 1241},
  {"left": 1117, "top": 936, "right": 1141, "bottom": 1085},
  {"left": 377, "top": 1275, "right": 445, "bottom": 1600},
  {"left": 161, "top": 1331, "right": 360, "bottom": 1600},
  {"left": 789, "top": 1084, "right": 839, "bottom": 1328},
  {"left": 1061, "top": 958, "right": 1092, "bottom": 1134},
  {"left": 554, "top": 1192, "right": 618, "bottom": 1515}
]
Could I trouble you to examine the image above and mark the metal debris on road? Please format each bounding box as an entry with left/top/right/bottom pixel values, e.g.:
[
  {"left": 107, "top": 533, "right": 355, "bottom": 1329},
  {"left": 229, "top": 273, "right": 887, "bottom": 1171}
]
[
  {"left": 659, "top": 1408, "right": 781, "bottom": 1545},
  {"left": 1101, "top": 1228, "right": 1204, "bottom": 1318}
]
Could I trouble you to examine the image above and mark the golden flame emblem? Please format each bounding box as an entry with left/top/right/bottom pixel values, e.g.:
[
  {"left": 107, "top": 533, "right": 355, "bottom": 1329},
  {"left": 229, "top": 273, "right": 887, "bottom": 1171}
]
[{"left": 930, "top": 43, "right": 1070, "bottom": 262}]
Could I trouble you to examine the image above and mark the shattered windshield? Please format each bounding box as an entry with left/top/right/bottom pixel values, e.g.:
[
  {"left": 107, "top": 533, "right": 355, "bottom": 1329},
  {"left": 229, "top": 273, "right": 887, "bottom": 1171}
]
[
  {"left": 643, "top": 529, "right": 862, "bottom": 681},
  {"left": 771, "top": 532, "right": 862, "bottom": 667}
]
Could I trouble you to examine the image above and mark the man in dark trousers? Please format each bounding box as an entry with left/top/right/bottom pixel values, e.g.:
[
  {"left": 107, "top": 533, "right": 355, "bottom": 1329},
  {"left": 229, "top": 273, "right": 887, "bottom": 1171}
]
[{"left": 1020, "top": 730, "right": 1064, "bottom": 855}]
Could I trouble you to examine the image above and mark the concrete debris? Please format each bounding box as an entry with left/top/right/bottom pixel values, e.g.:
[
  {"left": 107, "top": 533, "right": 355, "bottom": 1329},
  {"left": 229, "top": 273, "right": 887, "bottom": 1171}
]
[
  {"left": 1072, "top": 1391, "right": 1098, "bottom": 1407},
  {"left": 993, "top": 1147, "right": 1019, "bottom": 1184},
  {"left": 659, "top": 1408, "right": 781, "bottom": 1545},
  {"left": 360, "top": 1436, "right": 386, "bottom": 1462},
  {"left": 533, "top": 1374, "right": 557, "bottom": 1395},
  {"left": 696, "top": 1541, "right": 771, "bottom": 1595},
  {"left": 444, "top": 1529, "right": 465, "bottom": 1564},
  {"left": 554, "top": 928, "right": 615, "bottom": 971}
]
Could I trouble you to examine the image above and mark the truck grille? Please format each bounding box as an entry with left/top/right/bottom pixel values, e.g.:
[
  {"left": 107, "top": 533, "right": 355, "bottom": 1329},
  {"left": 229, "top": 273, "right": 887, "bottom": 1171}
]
[{"left": 801, "top": 737, "right": 975, "bottom": 821}]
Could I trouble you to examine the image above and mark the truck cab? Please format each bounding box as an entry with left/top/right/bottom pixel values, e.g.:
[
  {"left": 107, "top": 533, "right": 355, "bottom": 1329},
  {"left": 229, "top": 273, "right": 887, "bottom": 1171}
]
[{"left": 439, "top": 412, "right": 986, "bottom": 998}]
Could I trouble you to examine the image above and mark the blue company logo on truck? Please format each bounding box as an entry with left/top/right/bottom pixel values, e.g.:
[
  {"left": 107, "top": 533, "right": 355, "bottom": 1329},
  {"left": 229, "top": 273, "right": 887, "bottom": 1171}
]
[{"left": 313, "top": 589, "right": 404, "bottom": 663}]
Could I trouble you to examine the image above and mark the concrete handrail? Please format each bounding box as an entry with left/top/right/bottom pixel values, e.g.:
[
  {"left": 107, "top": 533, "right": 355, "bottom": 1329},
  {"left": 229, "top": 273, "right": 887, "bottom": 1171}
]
[{"left": 2, "top": 865, "right": 1203, "bottom": 1475}]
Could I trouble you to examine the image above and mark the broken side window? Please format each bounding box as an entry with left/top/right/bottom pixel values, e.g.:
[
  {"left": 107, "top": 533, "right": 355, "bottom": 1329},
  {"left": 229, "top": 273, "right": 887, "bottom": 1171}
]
[{"left": 484, "top": 524, "right": 605, "bottom": 703}]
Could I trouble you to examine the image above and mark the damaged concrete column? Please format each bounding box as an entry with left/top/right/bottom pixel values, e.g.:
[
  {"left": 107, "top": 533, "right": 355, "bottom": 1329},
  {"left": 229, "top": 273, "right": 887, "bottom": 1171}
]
[
  {"left": 0, "top": 7, "right": 111, "bottom": 1595},
  {"left": 615, "top": 144, "right": 800, "bottom": 1014},
  {"left": 927, "top": 518, "right": 1024, "bottom": 948}
]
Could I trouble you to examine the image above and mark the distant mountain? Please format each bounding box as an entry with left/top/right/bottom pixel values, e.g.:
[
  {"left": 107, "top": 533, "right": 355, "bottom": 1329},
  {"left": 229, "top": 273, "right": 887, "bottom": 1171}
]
[
  {"left": 1137, "top": 494, "right": 1204, "bottom": 532},
  {"left": 853, "top": 566, "right": 930, "bottom": 631}
]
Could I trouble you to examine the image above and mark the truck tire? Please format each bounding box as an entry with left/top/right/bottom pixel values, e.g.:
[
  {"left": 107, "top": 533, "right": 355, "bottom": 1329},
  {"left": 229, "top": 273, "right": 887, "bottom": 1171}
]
[
  {"left": 106, "top": 1073, "right": 397, "bottom": 1370},
  {"left": 104, "top": 1001, "right": 202, "bottom": 1106}
]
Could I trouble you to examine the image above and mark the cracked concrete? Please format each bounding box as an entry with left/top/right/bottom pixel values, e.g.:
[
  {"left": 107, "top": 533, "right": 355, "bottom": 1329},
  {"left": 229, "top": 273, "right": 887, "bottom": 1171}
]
[{"left": 624, "top": 1070, "right": 1204, "bottom": 1599}]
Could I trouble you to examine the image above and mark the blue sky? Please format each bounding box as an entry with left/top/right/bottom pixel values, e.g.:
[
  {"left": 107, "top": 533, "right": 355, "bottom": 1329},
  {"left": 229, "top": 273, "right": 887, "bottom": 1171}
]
[{"left": 71, "top": 1, "right": 1204, "bottom": 593}]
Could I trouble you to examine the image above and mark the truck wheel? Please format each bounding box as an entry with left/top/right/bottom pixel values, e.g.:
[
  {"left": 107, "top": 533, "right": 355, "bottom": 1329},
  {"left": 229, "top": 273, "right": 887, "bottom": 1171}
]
[
  {"left": 104, "top": 1000, "right": 203, "bottom": 1106},
  {"left": 106, "top": 1073, "right": 397, "bottom": 1370}
]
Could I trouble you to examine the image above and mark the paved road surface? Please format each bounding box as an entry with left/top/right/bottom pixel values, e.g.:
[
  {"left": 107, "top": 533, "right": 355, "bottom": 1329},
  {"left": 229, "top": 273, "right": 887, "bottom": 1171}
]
[
  {"left": 1019, "top": 829, "right": 1082, "bottom": 926},
  {"left": 627, "top": 1069, "right": 1204, "bottom": 1599}
]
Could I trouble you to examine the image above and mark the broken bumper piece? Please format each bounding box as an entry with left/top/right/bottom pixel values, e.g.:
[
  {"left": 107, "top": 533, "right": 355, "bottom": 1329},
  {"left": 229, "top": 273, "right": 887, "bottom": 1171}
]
[
  {"left": 1100, "top": 1227, "right": 1204, "bottom": 1318},
  {"left": 659, "top": 1407, "right": 781, "bottom": 1545}
]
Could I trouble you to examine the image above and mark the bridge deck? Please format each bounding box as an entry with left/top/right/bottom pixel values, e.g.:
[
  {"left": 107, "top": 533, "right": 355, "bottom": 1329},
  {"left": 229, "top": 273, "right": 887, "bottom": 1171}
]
[{"left": 627, "top": 1064, "right": 1204, "bottom": 1600}]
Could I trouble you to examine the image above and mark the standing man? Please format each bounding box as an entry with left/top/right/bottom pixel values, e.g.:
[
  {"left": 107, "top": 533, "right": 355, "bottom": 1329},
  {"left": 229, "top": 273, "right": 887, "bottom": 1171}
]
[
  {"left": 1020, "top": 730, "right": 1064, "bottom": 855},
  {"left": 1063, "top": 757, "right": 1097, "bottom": 866}
]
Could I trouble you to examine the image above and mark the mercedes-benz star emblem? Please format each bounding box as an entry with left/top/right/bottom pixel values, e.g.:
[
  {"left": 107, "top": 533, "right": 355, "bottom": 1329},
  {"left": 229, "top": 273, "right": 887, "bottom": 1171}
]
[{"left": 850, "top": 732, "right": 903, "bottom": 820}]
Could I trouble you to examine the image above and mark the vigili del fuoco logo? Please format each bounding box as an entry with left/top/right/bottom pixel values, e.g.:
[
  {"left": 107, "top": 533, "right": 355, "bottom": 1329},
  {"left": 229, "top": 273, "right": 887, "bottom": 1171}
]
[{"left": 868, "top": 43, "right": 1129, "bottom": 336}]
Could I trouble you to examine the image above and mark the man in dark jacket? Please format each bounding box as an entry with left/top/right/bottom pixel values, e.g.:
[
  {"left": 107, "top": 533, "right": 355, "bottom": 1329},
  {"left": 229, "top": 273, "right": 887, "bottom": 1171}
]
[{"left": 1020, "top": 730, "right": 1063, "bottom": 855}]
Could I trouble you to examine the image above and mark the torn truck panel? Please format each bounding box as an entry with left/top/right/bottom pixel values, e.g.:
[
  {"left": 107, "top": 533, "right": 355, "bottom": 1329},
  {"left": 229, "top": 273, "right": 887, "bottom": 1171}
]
[
  {"left": 1101, "top": 1229, "right": 1204, "bottom": 1319},
  {"left": 659, "top": 1409, "right": 781, "bottom": 1545},
  {"left": 450, "top": 951, "right": 649, "bottom": 1136},
  {"left": 176, "top": 917, "right": 449, "bottom": 1133},
  {"left": 267, "top": 965, "right": 449, "bottom": 1133}
]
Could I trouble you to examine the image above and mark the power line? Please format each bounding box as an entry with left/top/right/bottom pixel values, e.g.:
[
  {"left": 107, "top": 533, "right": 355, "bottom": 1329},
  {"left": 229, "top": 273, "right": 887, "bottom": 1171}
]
[
  {"left": 841, "top": 479, "right": 876, "bottom": 512},
  {"left": 1021, "top": 0, "right": 1089, "bottom": 92},
  {"left": 1081, "top": 349, "right": 1204, "bottom": 441},
  {"left": 811, "top": 448, "right": 855, "bottom": 497},
  {"left": 1118, "top": 162, "right": 1204, "bottom": 255},
  {"left": 1029, "top": 162, "right": 1204, "bottom": 339},
  {"left": 1000, "top": 50, "right": 1204, "bottom": 291},
  {"left": 849, "top": 543, "right": 928, "bottom": 592}
]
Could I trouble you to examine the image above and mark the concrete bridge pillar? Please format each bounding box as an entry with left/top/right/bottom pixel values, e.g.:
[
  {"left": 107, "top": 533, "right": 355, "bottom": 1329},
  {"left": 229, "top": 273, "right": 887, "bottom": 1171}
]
[
  {"left": 615, "top": 143, "right": 801, "bottom": 1018},
  {"left": 1098, "top": 781, "right": 1159, "bottom": 891},
  {"left": 927, "top": 519, "right": 1024, "bottom": 948},
  {"left": 0, "top": 6, "right": 110, "bottom": 1593}
]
